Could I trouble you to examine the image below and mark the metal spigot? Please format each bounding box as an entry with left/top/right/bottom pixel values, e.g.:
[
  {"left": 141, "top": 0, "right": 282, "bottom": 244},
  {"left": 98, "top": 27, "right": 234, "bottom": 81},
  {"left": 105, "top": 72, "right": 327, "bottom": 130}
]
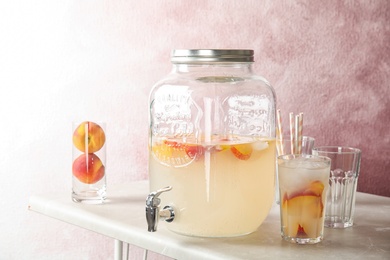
[{"left": 146, "top": 186, "right": 175, "bottom": 232}]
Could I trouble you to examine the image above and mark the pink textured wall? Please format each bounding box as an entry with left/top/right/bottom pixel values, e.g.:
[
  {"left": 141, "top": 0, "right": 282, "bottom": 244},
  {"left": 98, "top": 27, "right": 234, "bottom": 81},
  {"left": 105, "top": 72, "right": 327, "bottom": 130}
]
[
  {"left": 0, "top": 1, "right": 388, "bottom": 259},
  {"left": 266, "top": 2, "right": 390, "bottom": 197}
]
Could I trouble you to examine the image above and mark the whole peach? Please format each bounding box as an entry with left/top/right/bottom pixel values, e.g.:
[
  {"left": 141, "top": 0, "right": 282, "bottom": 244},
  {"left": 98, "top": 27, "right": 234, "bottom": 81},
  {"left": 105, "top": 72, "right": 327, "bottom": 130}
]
[
  {"left": 73, "top": 121, "right": 105, "bottom": 153},
  {"left": 72, "top": 153, "right": 105, "bottom": 184}
]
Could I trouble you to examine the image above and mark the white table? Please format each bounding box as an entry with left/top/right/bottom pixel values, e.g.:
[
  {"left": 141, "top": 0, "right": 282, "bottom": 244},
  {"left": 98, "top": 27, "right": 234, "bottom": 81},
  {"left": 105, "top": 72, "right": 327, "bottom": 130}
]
[{"left": 28, "top": 181, "right": 390, "bottom": 260}]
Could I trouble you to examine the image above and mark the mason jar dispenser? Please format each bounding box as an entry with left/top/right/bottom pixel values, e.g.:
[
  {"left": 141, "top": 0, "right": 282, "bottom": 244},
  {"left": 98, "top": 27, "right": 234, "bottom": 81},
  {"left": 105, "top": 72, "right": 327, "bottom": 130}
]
[{"left": 148, "top": 49, "right": 276, "bottom": 237}]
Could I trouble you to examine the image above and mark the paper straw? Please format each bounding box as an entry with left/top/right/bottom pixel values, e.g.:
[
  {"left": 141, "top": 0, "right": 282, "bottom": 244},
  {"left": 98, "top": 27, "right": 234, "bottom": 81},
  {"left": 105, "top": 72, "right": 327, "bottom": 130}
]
[
  {"left": 289, "top": 112, "right": 295, "bottom": 154},
  {"left": 276, "top": 109, "right": 284, "bottom": 155},
  {"left": 295, "top": 115, "right": 299, "bottom": 154},
  {"left": 275, "top": 127, "right": 281, "bottom": 156},
  {"left": 297, "top": 113, "right": 303, "bottom": 154}
]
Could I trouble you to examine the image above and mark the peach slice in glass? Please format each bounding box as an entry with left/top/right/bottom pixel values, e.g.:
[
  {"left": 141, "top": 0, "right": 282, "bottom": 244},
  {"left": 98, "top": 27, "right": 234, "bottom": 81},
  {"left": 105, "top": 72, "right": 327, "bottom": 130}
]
[
  {"left": 282, "top": 181, "right": 325, "bottom": 238},
  {"left": 282, "top": 194, "right": 324, "bottom": 238}
]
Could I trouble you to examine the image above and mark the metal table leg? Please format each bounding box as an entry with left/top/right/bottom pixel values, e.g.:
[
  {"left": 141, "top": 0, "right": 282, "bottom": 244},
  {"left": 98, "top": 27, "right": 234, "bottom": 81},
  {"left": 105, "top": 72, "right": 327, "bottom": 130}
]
[{"left": 114, "top": 239, "right": 123, "bottom": 260}]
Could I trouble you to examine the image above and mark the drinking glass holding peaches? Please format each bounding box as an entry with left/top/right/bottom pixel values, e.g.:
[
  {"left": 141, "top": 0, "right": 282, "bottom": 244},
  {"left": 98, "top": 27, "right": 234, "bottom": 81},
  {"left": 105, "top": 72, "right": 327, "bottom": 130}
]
[
  {"left": 277, "top": 154, "right": 330, "bottom": 244},
  {"left": 72, "top": 121, "right": 106, "bottom": 204}
]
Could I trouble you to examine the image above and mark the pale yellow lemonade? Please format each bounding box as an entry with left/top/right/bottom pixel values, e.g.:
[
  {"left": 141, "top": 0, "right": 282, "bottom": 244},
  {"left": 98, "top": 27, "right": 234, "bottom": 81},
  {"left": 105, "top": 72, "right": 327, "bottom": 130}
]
[
  {"left": 149, "top": 136, "right": 276, "bottom": 237},
  {"left": 278, "top": 156, "right": 330, "bottom": 242}
]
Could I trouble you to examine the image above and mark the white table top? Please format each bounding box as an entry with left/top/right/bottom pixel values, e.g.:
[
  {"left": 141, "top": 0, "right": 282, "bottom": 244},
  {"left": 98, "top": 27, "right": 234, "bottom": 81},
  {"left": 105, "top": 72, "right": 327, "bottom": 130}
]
[{"left": 28, "top": 181, "right": 390, "bottom": 260}]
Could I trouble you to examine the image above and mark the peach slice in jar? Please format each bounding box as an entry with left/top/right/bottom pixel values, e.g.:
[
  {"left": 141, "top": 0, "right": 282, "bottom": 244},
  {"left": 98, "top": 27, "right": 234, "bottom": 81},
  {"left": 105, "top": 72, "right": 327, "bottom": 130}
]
[
  {"left": 231, "top": 143, "right": 253, "bottom": 160},
  {"left": 152, "top": 140, "right": 181, "bottom": 164},
  {"left": 213, "top": 138, "right": 232, "bottom": 152},
  {"left": 184, "top": 144, "right": 204, "bottom": 159},
  {"left": 152, "top": 139, "right": 203, "bottom": 166},
  {"left": 213, "top": 136, "right": 256, "bottom": 160}
]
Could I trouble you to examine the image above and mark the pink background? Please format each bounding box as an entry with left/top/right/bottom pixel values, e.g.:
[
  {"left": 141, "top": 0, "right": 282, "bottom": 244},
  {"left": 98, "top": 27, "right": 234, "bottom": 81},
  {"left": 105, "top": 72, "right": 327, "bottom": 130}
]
[{"left": 0, "top": 1, "right": 388, "bottom": 259}]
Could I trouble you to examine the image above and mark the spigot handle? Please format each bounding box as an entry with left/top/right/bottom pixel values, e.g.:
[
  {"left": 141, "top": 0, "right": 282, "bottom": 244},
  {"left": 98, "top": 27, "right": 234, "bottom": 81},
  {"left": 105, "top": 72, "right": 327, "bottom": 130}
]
[
  {"left": 146, "top": 186, "right": 173, "bottom": 232},
  {"left": 146, "top": 186, "right": 172, "bottom": 206}
]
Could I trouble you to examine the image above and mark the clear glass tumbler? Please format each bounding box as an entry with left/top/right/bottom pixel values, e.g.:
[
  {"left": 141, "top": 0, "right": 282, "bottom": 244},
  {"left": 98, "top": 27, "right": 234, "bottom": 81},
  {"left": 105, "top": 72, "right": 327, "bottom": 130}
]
[
  {"left": 278, "top": 154, "right": 330, "bottom": 244},
  {"left": 312, "top": 146, "right": 361, "bottom": 228}
]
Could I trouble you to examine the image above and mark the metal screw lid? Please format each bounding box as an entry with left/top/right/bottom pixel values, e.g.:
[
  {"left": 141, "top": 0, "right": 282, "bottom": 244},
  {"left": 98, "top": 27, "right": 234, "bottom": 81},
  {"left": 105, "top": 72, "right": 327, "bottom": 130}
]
[{"left": 171, "top": 49, "right": 254, "bottom": 63}]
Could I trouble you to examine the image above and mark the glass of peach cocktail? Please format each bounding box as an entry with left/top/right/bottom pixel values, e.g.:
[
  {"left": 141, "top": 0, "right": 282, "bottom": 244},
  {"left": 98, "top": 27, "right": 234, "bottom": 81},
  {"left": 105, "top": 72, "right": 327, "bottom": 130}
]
[
  {"left": 149, "top": 135, "right": 275, "bottom": 237},
  {"left": 277, "top": 154, "right": 330, "bottom": 244}
]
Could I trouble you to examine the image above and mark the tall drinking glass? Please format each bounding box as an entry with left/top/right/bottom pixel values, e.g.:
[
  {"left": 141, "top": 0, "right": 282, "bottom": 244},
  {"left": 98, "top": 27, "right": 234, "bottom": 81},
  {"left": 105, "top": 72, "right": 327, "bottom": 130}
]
[
  {"left": 312, "top": 146, "right": 361, "bottom": 228},
  {"left": 278, "top": 154, "right": 330, "bottom": 244},
  {"left": 72, "top": 121, "right": 106, "bottom": 204}
]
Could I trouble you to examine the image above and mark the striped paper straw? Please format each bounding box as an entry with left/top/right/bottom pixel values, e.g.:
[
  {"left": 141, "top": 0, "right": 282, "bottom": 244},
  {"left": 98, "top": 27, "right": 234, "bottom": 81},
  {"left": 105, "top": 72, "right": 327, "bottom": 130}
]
[
  {"left": 289, "top": 112, "right": 295, "bottom": 154},
  {"left": 276, "top": 109, "right": 284, "bottom": 155},
  {"left": 275, "top": 127, "right": 281, "bottom": 156},
  {"left": 297, "top": 113, "right": 303, "bottom": 154},
  {"left": 295, "top": 115, "right": 299, "bottom": 154}
]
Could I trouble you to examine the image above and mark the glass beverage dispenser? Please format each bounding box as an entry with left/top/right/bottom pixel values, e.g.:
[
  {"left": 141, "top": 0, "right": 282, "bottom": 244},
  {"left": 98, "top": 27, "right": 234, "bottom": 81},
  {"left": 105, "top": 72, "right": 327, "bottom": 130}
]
[{"left": 148, "top": 49, "right": 276, "bottom": 237}]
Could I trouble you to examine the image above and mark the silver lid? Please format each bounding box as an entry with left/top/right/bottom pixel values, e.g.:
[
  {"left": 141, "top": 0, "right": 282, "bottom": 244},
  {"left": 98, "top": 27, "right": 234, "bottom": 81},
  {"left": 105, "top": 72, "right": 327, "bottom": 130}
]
[{"left": 171, "top": 49, "right": 254, "bottom": 63}]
